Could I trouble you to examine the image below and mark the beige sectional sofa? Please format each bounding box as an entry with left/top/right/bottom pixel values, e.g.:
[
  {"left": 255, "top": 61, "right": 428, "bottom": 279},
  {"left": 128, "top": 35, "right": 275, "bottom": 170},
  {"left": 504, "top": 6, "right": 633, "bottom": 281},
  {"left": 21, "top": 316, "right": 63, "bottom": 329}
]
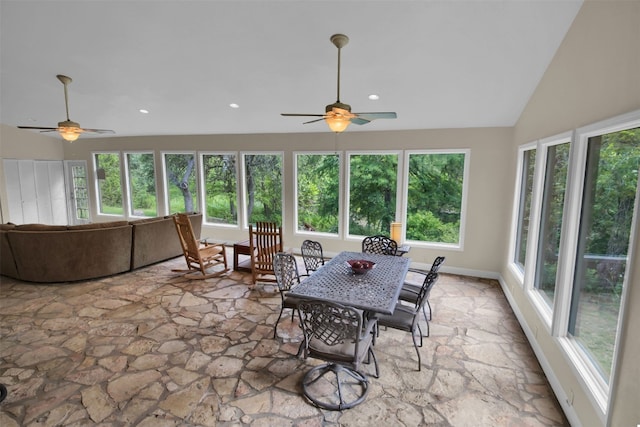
[{"left": 0, "top": 213, "right": 202, "bottom": 283}]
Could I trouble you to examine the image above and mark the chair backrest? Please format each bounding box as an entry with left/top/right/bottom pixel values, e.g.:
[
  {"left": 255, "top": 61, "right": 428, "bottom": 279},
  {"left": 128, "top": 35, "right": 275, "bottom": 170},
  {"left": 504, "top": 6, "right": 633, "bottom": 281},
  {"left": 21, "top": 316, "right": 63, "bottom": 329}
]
[
  {"left": 430, "top": 256, "right": 446, "bottom": 273},
  {"left": 249, "top": 221, "right": 283, "bottom": 273},
  {"left": 415, "top": 272, "right": 439, "bottom": 311},
  {"left": 301, "top": 240, "right": 324, "bottom": 274},
  {"left": 173, "top": 213, "right": 200, "bottom": 262},
  {"left": 298, "top": 300, "right": 366, "bottom": 366},
  {"left": 362, "top": 235, "right": 398, "bottom": 256},
  {"left": 273, "top": 252, "right": 300, "bottom": 292}
]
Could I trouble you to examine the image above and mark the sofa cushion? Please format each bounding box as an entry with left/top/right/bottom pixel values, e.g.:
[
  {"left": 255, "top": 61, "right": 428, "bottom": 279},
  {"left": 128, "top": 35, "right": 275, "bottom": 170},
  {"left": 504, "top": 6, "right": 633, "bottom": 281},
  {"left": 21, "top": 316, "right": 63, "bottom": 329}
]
[
  {"left": 130, "top": 213, "right": 202, "bottom": 270},
  {"left": 130, "top": 216, "right": 182, "bottom": 269}
]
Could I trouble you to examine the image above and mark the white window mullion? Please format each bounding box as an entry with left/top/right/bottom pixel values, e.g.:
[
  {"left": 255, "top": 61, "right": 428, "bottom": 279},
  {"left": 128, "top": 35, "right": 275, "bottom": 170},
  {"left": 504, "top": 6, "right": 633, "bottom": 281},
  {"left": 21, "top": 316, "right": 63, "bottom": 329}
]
[{"left": 552, "top": 130, "right": 586, "bottom": 337}]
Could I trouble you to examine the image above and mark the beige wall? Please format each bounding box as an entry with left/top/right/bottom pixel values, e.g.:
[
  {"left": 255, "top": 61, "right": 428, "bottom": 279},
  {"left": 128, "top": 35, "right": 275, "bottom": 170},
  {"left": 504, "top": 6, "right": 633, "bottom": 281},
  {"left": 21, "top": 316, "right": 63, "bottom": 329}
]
[
  {"left": 505, "top": 1, "right": 640, "bottom": 426},
  {"left": 59, "top": 126, "right": 512, "bottom": 274}
]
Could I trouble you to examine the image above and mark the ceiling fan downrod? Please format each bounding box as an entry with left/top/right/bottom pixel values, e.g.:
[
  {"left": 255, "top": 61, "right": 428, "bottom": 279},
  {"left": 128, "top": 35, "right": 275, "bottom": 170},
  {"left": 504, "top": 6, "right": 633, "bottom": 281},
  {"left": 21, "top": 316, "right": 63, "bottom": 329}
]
[
  {"left": 330, "top": 34, "right": 349, "bottom": 104},
  {"left": 56, "top": 74, "right": 73, "bottom": 122}
]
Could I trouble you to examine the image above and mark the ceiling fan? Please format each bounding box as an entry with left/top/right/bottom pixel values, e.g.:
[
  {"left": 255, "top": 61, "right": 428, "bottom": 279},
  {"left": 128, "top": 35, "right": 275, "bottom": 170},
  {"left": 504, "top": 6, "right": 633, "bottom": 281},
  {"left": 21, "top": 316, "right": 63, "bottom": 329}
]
[
  {"left": 281, "top": 34, "right": 397, "bottom": 133},
  {"left": 18, "top": 74, "right": 114, "bottom": 142}
]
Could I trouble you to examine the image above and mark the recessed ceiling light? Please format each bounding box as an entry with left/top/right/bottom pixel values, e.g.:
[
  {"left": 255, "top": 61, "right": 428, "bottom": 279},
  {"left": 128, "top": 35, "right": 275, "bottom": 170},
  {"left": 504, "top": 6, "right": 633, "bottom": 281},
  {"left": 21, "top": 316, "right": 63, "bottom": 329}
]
[
  {"left": 368, "top": 94, "right": 380, "bottom": 100},
  {"left": 139, "top": 109, "right": 149, "bottom": 114},
  {"left": 230, "top": 103, "right": 240, "bottom": 109}
]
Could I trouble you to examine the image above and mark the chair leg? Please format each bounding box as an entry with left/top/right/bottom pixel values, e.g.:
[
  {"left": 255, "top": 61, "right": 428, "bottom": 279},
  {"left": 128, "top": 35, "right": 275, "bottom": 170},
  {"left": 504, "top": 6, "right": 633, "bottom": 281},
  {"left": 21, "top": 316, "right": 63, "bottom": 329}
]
[
  {"left": 411, "top": 329, "right": 422, "bottom": 371},
  {"left": 420, "top": 301, "right": 432, "bottom": 337},
  {"left": 368, "top": 347, "right": 379, "bottom": 378},
  {"left": 273, "top": 307, "right": 285, "bottom": 338}
]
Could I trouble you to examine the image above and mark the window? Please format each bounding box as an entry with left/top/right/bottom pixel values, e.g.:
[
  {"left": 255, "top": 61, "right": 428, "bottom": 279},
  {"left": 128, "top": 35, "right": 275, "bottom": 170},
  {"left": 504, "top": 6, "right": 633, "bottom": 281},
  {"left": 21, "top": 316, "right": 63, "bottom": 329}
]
[
  {"left": 567, "top": 125, "right": 639, "bottom": 386},
  {"left": 68, "top": 162, "right": 90, "bottom": 221},
  {"left": 512, "top": 112, "right": 640, "bottom": 414},
  {"left": 201, "top": 153, "right": 238, "bottom": 226},
  {"left": 163, "top": 152, "right": 198, "bottom": 214},
  {"left": 347, "top": 153, "right": 398, "bottom": 237},
  {"left": 242, "top": 153, "right": 283, "bottom": 225},
  {"left": 533, "top": 140, "right": 571, "bottom": 308},
  {"left": 405, "top": 151, "right": 467, "bottom": 245},
  {"left": 125, "top": 152, "right": 157, "bottom": 217},
  {"left": 295, "top": 153, "right": 340, "bottom": 234},
  {"left": 514, "top": 147, "right": 537, "bottom": 271},
  {"left": 94, "top": 152, "right": 123, "bottom": 215}
]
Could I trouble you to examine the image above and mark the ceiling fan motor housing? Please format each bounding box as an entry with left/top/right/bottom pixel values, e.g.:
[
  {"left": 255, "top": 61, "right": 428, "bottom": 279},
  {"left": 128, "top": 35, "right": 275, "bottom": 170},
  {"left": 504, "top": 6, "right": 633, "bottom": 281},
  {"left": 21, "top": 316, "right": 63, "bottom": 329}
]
[
  {"left": 58, "top": 120, "right": 81, "bottom": 128},
  {"left": 326, "top": 102, "right": 352, "bottom": 113}
]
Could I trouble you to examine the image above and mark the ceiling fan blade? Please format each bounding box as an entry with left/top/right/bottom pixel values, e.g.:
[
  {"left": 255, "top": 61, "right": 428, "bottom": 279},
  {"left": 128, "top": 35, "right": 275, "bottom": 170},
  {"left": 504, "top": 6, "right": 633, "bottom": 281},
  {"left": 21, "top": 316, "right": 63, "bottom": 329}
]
[
  {"left": 17, "top": 126, "right": 59, "bottom": 131},
  {"left": 350, "top": 112, "right": 397, "bottom": 125},
  {"left": 303, "top": 118, "right": 327, "bottom": 125},
  {"left": 350, "top": 117, "right": 371, "bottom": 125},
  {"left": 82, "top": 128, "right": 115, "bottom": 134},
  {"left": 281, "top": 113, "right": 326, "bottom": 117},
  {"left": 354, "top": 112, "right": 398, "bottom": 120}
]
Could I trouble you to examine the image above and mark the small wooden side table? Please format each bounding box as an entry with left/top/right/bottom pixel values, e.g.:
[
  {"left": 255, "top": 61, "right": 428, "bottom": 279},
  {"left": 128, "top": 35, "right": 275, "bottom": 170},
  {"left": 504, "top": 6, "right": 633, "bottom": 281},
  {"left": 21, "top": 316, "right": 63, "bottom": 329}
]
[{"left": 233, "top": 239, "right": 254, "bottom": 272}]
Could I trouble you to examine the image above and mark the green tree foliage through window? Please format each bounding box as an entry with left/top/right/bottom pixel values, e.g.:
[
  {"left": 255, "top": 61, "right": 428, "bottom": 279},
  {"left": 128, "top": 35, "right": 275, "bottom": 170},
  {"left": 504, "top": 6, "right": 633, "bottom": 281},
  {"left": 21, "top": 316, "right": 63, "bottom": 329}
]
[
  {"left": 296, "top": 153, "right": 340, "bottom": 233},
  {"left": 534, "top": 142, "right": 570, "bottom": 306},
  {"left": 348, "top": 154, "right": 398, "bottom": 236},
  {"left": 94, "top": 152, "right": 123, "bottom": 215},
  {"left": 406, "top": 152, "right": 465, "bottom": 244},
  {"left": 515, "top": 149, "right": 536, "bottom": 269},
  {"left": 164, "top": 153, "right": 197, "bottom": 213},
  {"left": 126, "top": 152, "right": 157, "bottom": 217},
  {"left": 203, "top": 153, "right": 238, "bottom": 225},
  {"left": 244, "top": 153, "right": 282, "bottom": 225}
]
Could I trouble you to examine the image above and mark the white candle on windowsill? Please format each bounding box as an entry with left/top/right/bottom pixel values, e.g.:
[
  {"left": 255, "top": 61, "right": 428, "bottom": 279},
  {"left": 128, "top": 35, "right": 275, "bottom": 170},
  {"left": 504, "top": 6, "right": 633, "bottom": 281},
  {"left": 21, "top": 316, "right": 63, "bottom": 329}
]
[{"left": 390, "top": 222, "right": 402, "bottom": 245}]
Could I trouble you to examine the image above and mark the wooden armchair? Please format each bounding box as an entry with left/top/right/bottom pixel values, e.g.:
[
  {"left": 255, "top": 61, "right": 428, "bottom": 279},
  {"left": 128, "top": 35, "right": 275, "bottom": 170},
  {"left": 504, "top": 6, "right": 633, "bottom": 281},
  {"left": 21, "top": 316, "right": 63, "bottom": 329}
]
[
  {"left": 172, "top": 213, "right": 228, "bottom": 279},
  {"left": 249, "top": 221, "right": 283, "bottom": 284}
]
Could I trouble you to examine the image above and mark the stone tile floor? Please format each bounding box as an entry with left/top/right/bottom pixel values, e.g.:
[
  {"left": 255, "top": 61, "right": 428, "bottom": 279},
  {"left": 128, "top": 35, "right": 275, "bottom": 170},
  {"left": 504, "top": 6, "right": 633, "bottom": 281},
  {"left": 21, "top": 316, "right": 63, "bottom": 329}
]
[{"left": 0, "top": 254, "right": 568, "bottom": 426}]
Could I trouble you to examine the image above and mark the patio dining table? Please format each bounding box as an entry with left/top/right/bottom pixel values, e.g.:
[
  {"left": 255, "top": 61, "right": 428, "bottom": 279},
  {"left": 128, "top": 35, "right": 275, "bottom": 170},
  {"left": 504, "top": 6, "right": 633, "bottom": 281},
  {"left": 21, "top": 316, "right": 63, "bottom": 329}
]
[{"left": 288, "top": 250, "right": 410, "bottom": 316}]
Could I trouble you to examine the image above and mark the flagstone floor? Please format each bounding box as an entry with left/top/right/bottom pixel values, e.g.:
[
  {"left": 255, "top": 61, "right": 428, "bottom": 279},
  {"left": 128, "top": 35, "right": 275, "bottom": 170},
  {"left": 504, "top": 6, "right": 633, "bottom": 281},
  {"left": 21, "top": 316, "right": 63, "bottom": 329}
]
[{"left": 0, "top": 253, "right": 568, "bottom": 426}]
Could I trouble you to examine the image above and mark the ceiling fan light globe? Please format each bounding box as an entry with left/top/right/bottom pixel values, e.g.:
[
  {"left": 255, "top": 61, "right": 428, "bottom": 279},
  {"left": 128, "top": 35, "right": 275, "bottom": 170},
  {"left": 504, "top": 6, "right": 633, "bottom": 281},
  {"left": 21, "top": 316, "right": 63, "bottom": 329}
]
[
  {"left": 58, "top": 126, "right": 81, "bottom": 142},
  {"left": 325, "top": 116, "right": 351, "bottom": 133}
]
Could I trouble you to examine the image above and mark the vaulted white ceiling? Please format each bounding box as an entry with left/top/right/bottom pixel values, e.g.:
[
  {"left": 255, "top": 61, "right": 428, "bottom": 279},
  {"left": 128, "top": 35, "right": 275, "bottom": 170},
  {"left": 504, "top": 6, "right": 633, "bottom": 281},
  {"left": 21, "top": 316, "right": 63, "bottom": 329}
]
[{"left": 0, "top": 0, "right": 583, "bottom": 138}]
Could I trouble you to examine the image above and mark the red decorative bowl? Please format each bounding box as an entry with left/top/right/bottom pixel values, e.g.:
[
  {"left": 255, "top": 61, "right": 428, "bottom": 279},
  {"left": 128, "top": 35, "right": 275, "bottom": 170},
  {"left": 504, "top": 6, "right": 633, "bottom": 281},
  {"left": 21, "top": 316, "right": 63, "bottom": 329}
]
[{"left": 347, "top": 259, "right": 376, "bottom": 275}]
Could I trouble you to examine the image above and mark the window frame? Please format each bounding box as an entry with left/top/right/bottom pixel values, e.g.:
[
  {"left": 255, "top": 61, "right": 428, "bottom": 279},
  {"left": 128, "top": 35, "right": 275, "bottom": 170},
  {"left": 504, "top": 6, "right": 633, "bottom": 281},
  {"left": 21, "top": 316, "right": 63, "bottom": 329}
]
[
  {"left": 508, "top": 142, "right": 538, "bottom": 283},
  {"left": 293, "top": 151, "right": 343, "bottom": 239},
  {"left": 199, "top": 151, "right": 240, "bottom": 229},
  {"left": 524, "top": 132, "right": 573, "bottom": 326},
  {"left": 402, "top": 149, "right": 470, "bottom": 250}
]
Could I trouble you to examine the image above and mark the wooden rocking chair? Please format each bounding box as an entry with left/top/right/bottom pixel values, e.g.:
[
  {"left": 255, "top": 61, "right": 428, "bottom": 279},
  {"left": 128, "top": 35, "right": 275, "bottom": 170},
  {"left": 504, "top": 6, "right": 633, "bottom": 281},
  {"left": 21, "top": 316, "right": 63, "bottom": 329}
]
[
  {"left": 249, "top": 221, "right": 283, "bottom": 284},
  {"left": 172, "top": 213, "right": 228, "bottom": 279}
]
